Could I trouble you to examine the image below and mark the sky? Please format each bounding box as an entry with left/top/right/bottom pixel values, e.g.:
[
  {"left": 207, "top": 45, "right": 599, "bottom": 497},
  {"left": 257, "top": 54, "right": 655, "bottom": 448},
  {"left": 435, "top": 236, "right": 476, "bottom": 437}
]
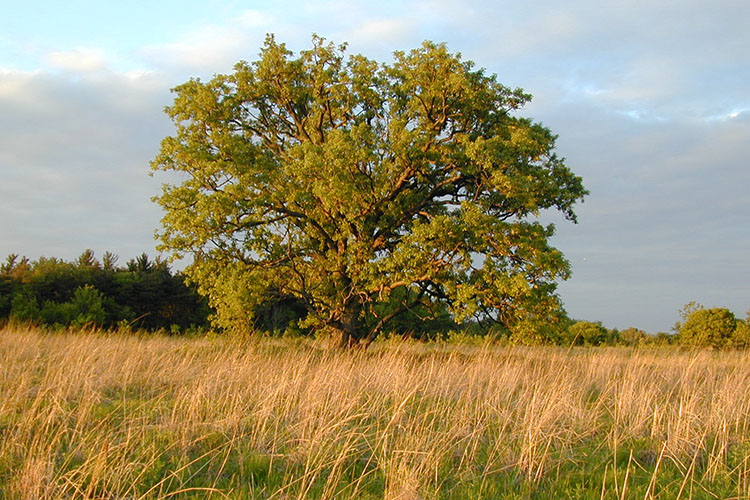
[{"left": 1, "top": 0, "right": 748, "bottom": 333}]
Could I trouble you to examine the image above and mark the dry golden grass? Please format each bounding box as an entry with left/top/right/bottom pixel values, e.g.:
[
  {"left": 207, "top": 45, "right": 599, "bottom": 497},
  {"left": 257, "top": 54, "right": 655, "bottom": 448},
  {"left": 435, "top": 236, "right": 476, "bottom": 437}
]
[{"left": 2, "top": 325, "right": 750, "bottom": 499}]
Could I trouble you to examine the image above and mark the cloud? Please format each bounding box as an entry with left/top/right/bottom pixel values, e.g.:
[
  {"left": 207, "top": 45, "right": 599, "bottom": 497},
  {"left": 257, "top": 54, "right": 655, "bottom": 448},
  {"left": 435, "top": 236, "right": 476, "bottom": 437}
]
[
  {"left": 136, "top": 4, "right": 428, "bottom": 78},
  {"left": 137, "top": 9, "right": 288, "bottom": 79},
  {"left": 536, "top": 93, "right": 750, "bottom": 331},
  {"left": 46, "top": 47, "right": 109, "bottom": 73},
  {"left": 440, "top": 0, "right": 750, "bottom": 124},
  {"left": 349, "top": 18, "right": 413, "bottom": 45},
  {"left": 0, "top": 67, "right": 172, "bottom": 261}
]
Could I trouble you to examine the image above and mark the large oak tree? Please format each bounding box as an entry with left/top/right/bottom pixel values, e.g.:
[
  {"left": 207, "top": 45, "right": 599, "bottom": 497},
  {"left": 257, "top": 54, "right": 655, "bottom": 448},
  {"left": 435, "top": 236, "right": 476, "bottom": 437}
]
[{"left": 152, "top": 35, "right": 587, "bottom": 346}]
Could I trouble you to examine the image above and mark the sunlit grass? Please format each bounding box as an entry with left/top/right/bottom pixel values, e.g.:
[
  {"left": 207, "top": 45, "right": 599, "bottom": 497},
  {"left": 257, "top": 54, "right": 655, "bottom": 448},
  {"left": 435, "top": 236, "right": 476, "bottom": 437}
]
[{"left": 2, "top": 325, "right": 750, "bottom": 499}]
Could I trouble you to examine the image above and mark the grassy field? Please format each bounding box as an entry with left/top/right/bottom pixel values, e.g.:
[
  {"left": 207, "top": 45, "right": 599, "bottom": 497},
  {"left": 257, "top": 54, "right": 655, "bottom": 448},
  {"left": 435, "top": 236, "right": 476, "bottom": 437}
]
[{"left": 2, "top": 326, "right": 750, "bottom": 499}]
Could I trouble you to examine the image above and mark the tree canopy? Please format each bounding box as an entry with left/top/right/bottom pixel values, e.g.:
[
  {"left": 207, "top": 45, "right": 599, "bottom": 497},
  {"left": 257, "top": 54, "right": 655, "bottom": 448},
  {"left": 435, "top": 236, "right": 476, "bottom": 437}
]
[
  {"left": 676, "top": 303, "right": 739, "bottom": 348},
  {"left": 152, "top": 35, "right": 587, "bottom": 346}
]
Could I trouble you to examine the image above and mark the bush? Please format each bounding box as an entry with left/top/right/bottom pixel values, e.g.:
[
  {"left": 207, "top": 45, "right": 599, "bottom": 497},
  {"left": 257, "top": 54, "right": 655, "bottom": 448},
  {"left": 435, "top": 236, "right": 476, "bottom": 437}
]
[
  {"left": 732, "top": 319, "right": 750, "bottom": 349},
  {"left": 676, "top": 305, "right": 736, "bottom": 348},
  {"left": 618, "top": 327, "right": 647, "bottom": 346},
  {"left": 39, "top": 285, "right": 107, "bottom": 328},
  {"left": 508, "top": 320, "right": 562, "bottom": 345},
  {"left": 9, "top": 288, "right": 39, "bottom": 323},
  {"left": 566, "top": 321, "right": 607, "bottom": 346}
]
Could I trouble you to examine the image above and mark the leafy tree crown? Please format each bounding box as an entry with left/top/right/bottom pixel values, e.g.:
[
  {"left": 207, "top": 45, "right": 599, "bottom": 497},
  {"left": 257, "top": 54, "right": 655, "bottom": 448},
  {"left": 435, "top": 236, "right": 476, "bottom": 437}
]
[{"left": 152, "top": 35, "right": 587, "bottom": 346}]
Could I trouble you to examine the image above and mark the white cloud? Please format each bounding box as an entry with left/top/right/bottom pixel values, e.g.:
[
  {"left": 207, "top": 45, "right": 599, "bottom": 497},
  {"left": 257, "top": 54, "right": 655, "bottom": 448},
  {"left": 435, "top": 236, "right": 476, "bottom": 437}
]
[
  {"left": 146, "top": 27, "right": 248, "bottom": 72},
  {"left": 0, "top": 68, "right": 36, "bottom": 99},
  {"left": 349, "top": 18, "right": 413, "bottom": 45},
  {"left": 235, "top": 9, "right": 277, "bottom": 29},
  {"left": 137, "top": 9, "right": 286, "bottom": 78},
  {"left": 46, "top": 47, "right": 109, "bottom": 73},
  {"left": 447, "top": 0, "right": 750, "bottom": 125}
]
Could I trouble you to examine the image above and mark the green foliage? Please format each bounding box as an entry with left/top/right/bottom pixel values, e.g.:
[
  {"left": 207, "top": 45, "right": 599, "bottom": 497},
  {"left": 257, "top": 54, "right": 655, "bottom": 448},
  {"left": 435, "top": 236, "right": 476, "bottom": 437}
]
[
  {"left": 676, "top": 303, "right": 737, "bottom": 348},
  {"left": 1, "top": 254, "right": 31, "bottom": 281},
  {"left": 0, "top": 251, "right": 210, "bottom": 331},
  {"left": 506, "top": 316, "right": 565, "bottom": 345},
  {"left": 152, "top": 35, "right": 587, "bottom": 346},
  {"left": 647, "top": 332, "right": 675, "bottom": 346},
  {"left": 566, "top": 320, "right": 607, "bottom": 346},
  {"left": 617, "top": 326, "right": 647, "bottom": 346},
  {"left": 252, "top": 290, "right": 309, "bottom": 335},
  {"left": 366, "top": 285, "right": 458, "bottom": 340},
  {"left": 39, "top": 285, "right": 107, "bottom": 328},
  {"left": 0, "top": 275, "right": 20, "bottom": 319},
  {"left": 9, "top": 287, "right": 39, "bottom": 322},
  {"left": 733, "top": 319, "right": 750, "bottom": 348}
]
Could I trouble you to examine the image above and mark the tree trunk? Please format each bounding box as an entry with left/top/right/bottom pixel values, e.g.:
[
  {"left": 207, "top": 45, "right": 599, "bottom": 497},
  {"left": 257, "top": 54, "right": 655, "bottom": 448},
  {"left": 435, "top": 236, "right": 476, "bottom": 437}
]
[
  {"left": 335, "top": 301, "right": 364, "bottom": 348},
  {"left": 337, "top": 328, "right": 360, "bottom": 348}
]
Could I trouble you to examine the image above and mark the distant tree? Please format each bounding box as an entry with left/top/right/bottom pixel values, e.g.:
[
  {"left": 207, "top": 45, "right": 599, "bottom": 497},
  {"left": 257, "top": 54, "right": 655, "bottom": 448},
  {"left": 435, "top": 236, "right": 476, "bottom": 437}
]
[
  {"left": 68, "top": 285, "right": 107, "bottom": 327},
  {"left": 1, "top": 254, "right": 19, "bottom": 274},
  {"left": 152, "top": 35, "right": 587, "bottom": 347},
  {"left": 649, "top": 332, "right": 674, "bottom": 346},
  {"left": 251, "top": 290, "right": 309, "bottom": 335},
  {"left": 369, "top": 286, "right": 458, "bottom": 340},
  {"left": 29, "top": 257, "right": 81, "bottom": 304},
  {"left": 732, "top": 316, "right": 750, "bottom": 348},
  {"left": 118, "top": 255, "right": 209, "bottom": 330},
  {"left": 618, "top": 327, "right": 646, "bottom": 346},
  {"left": 102, "top": 252, "right": 119, "bottom": 271},
  {"left": 508, "top": 320, "right": 565, "bottom": 345},
  {"left": 127, "top": 253, "right": 155, "bottom": 274},
  {"left": 567, "top": 320, "right": 607, "bottom": 346},
  {"left": 676, "top": 304, "right": 737, "bottom": 348},
  {"left": 76, "top": 249, "right": 100, "bottom": 269},
  {"left": 2, "top": 255, "right": 31, "bottom": 282},
  {"left": 0, "top": 275, "right": 16, "bottom": 319}
]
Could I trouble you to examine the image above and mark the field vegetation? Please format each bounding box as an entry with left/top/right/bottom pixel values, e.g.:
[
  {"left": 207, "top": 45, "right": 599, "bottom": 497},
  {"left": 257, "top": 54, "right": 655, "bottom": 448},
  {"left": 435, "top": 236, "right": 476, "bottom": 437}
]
[{"left": 3, "top": 325, "right": 750, "bottom": 499}]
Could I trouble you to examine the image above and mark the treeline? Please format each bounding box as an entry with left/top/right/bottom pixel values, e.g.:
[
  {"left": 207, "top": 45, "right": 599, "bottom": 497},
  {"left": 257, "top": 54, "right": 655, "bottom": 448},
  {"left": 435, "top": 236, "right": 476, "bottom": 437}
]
[
  {"left": 0, "top": 250, "right": 210, "bottom": 332},
  {"left": 520, "top": 305, "right": 749, "bottom": 348},
  {"left": 2, "top": 251, "right": 747, "bottom": 348}
]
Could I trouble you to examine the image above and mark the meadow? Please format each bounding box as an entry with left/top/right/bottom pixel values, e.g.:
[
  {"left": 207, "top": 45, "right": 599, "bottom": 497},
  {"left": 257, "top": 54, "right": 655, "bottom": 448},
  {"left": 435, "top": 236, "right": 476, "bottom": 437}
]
[{"left": 2, "top": 326, "right": 750, "bottom": 499}]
